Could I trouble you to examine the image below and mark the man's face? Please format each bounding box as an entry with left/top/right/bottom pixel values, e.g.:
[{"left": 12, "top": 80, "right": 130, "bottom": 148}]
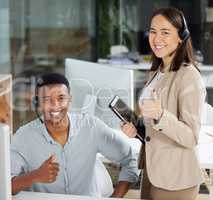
[{"left": 37, "top": 84, "right": 71, "bottom": 126}]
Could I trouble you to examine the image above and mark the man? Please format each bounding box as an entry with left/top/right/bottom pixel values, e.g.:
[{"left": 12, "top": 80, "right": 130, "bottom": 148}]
[{"left": 11, "top": 73, "right": 139, "bottom": 197}]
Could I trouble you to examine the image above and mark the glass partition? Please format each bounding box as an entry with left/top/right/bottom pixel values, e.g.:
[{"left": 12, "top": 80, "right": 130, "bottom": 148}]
[
  {"left": 0, "top": 0, "right": 10, "bottom": 73},
  {"left": 2, "top": 0, "right": 213, "bottom": 129},
  {"left": 9, "top": 0, "right": 97, "bottom": 130}
]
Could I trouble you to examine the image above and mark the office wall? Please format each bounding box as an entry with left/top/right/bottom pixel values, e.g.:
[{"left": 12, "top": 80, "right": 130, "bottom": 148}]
[
  {"left": 10, "top": 0, "right": 25, "bottom": 39},
  {"left": 0, "top": 0, "right": 10, "bottom": 73},
  {"left": 28, "top": 0, "right": 95, "bottom": 32}
]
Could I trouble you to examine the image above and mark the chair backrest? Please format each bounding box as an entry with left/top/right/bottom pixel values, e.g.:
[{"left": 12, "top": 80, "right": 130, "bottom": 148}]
[
  {"left": 95, "top": 158, "right": 113, "bottom": 197},
  {"left": 110, "top": 45, "right": 129, "bottom": 55},
  {"left": 201, "top": 103, "right": 213, "bottom": 125}
]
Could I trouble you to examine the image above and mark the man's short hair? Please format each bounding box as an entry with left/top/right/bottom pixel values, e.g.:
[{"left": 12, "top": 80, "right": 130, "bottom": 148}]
[{"left": 36, "top": 73, "right": 70, "bottom": 93}]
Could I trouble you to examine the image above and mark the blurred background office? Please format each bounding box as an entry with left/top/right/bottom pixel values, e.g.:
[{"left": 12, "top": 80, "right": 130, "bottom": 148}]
[{"left": 0, "top": 0, "right": 213, "bottom": 135}]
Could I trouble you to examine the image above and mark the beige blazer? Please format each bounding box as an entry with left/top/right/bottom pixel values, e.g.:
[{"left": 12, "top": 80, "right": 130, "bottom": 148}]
[{"left": 138, "top": 64, "right": 206, "bottom": 191}]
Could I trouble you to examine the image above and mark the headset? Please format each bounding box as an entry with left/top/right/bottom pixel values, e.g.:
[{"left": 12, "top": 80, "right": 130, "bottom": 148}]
[
  {"left": 179, "top": 13, "right": 190, "bottom": 41},
  {"left": 33, "top": 98, "right": 43, "bottom": 123},
  {"left": 33, "top": 82, "right": 43, "bottom": 123},
  {"left": 33, "top": 96, "right": 39, "bottom": 107}
]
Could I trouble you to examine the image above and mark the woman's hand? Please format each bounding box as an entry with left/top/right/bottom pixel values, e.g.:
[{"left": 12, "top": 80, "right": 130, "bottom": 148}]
[
  {"left": 121, "top": 122, "right": 137, "bottom": 138},
  {"left": 140, "top": 90, "right": 163, "bottom": 120}
]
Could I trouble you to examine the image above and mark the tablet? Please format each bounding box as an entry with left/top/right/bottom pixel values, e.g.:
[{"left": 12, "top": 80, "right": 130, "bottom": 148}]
[{"left": 109, "top": 95, "right": 145, "bottom": 143}]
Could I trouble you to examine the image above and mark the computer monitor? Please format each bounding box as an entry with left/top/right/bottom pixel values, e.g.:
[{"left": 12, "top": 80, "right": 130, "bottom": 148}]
[
  {"left": 65, "top": 58, "right": 134, "bottom": 128},
  {"left": 0, "top": 123, "right": 11, "bottom": 200}
]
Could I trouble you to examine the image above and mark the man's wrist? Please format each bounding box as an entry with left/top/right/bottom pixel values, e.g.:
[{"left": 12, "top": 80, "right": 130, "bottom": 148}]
[
  {"left": 30, "top": 169, "right": 40, "bottom": 184},
  {"left": 11, "top": 170, "right": 39, "bottom": 195},
  {"left": 111, "top": 181, "right": 131, "bottom": 198}
]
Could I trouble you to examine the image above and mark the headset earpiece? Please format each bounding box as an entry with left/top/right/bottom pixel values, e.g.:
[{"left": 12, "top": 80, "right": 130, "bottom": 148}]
[
  {"left": 33, "top": 95, "right": 43, "bottom": 123},
  {"left": 33, "top": 96, "right": 39, "bottom": 108},
  {"left": 179, "top": 13, "right": 190, "bottom": 41}
]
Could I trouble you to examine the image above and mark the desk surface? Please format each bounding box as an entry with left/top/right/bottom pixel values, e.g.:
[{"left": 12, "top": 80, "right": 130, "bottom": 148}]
[
  {"left": 12, "top": 191, "right": 138, "bottom": 200},
  {"left": 98, "top": 61, "right": 213, "bottom": 71}
]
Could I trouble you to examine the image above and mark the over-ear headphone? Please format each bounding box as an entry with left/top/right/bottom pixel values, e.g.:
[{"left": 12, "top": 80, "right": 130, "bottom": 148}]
[
  {"left": 33, "top": 79, "right": 43, "bottom": 123},
  {"left": 32, "top": 95, "right": 43, "bottom": 123},
  {"left": 179, "top": 13, "right": 190, "bottom": 41},
  {"left": 32, "top": 96, "right": 39, "bottom": 108},
  {"left": 33, "top": 76, "right": 44, "bottom": 109}
]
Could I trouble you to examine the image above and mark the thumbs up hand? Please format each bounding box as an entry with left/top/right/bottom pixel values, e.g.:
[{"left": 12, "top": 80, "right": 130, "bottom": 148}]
[
  {"left": 33, "top": 154, "right": 60, "bottom": 183},
  {"left": 140, "top": 89, "right": 163, "bottom": 121}
]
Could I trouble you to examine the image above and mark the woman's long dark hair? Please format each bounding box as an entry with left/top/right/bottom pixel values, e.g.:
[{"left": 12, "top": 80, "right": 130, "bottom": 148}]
[{"left": 149, "top": 7, "right": 197, "bottom": 71}]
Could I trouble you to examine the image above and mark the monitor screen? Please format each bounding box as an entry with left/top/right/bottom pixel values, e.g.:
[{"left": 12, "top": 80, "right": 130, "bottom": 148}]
[
  {"left": 0, "top": 123, "right": 11, "bottom": 200},
  {"left": 65, "top": 58, "right": 134, "bottom": 128}
]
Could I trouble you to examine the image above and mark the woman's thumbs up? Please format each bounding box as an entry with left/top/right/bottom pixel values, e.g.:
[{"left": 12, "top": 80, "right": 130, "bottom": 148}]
[{"left": 140, "top": 89, "right": 163, "bottom": 121}]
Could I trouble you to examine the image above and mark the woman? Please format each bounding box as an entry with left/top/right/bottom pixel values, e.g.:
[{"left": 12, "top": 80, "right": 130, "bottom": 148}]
[{"left": 121, "top": 7, "right": 206, "bottom": 200}]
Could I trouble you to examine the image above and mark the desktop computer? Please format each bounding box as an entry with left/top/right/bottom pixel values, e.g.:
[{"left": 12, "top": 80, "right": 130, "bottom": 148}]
[
  {"left": 65, "top": 59, "right": 141, "bottom": 188},
  {"left": 65, "top": 58, "right": 134, "bottom": 128},
  {"left": 0, "top": 123, "right": 11, "bottom": 200}
]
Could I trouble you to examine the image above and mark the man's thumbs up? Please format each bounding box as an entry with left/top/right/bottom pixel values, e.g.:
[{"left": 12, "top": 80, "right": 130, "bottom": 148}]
[
  {"left": 50, "top": 154, "right": 57, "bottom": 163},
  {"left": 45, "top": 154, "right": 56, "bottom": 164},
  {"left": 33, "top": 154, "right": 59, "bottom": 183}
]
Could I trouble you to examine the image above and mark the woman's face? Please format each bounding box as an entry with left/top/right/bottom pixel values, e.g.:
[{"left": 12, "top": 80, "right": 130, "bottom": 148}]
[{"left": 149, "top": 14, "right": 182, "bottom": 65}]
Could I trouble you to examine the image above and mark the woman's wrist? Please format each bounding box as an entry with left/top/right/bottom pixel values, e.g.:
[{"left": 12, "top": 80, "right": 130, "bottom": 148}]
[{"left": 154, "top": 109, "right": 164, "bottom": 124}]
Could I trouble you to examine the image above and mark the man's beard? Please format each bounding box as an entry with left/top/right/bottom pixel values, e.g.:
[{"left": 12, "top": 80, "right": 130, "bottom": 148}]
[{"left": 44, "top": 112, "right": 67, "bottom": 127}]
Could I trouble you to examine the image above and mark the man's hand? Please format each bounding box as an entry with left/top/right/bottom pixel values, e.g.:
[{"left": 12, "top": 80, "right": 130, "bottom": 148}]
[
  {"left": 12, "top": 154, "right": 60, "bottom": 195},
  {"left": 111, "top": 181, "right": 131, "bottom": 198},
  {"left": 34, "top": 154, "right": 59, "bottom": 183}
]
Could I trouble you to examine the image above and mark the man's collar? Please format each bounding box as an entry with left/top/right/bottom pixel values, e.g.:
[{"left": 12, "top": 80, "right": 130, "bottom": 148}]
[
  {"left": 41, "top": 124, "right": 57, "bottom": 144},
  {"left": 40, "top": 114, "right": 72, "bottom": 145}
]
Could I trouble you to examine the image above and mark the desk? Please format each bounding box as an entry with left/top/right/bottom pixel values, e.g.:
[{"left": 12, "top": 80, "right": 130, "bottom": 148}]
[{"left": 12, "top": 191, "right": 139, "bottom": 200}]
